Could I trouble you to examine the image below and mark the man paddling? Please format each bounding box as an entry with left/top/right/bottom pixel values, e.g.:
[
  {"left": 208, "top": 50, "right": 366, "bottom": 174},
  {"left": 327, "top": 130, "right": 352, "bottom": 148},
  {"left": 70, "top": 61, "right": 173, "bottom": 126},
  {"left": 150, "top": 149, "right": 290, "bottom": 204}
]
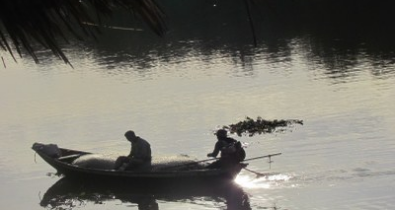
[{"left": 115, "top": 130, "right": 152, "bottom": 171}]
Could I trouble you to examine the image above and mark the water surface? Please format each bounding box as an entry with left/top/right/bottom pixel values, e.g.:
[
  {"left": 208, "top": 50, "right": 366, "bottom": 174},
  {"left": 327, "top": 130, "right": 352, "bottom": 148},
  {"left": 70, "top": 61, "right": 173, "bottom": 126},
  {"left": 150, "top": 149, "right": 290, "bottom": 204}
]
[{"left": 1, "top": 1, "right": 395, "bottom": 209}]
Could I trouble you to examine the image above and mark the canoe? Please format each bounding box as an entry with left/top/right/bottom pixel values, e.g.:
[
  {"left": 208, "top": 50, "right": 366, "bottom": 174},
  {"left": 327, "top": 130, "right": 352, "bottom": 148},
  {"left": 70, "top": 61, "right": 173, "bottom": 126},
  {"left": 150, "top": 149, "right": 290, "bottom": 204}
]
[{"left": 32, "top": 142, "right": 248, "bottom": 184}]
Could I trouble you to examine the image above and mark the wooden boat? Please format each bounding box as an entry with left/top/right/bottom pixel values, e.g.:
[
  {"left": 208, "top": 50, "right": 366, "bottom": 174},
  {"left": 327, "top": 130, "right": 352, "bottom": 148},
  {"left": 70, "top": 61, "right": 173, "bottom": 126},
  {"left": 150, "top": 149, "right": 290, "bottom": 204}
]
[{"left": 32, "top": 143, "right": 247, "bottom": 184}]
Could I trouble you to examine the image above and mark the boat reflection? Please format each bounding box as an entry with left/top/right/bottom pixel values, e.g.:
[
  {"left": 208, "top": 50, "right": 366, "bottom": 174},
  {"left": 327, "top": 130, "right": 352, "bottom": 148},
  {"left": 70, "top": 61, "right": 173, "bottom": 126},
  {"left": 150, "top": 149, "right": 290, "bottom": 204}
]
[{"left": 40, "top": 177, "right": 251, "bottom": 210}]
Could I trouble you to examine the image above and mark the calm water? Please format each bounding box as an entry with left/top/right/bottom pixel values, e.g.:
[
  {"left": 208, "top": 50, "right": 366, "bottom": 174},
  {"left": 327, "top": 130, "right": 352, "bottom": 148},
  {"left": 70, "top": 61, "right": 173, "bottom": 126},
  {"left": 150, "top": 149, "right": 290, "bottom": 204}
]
[{"left": 1, "top": 1, "right": 395, "bottom": 209}]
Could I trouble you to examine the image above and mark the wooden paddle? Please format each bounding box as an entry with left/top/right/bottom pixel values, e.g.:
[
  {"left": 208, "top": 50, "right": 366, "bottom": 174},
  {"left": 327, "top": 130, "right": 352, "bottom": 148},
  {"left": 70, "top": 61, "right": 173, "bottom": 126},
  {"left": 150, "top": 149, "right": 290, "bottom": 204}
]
[
  {"left": 242, "top": 153, "right": 282, "bottom": 162},
  {"left": 157, "top": 153, "right": 282, "bottom": 171},
  {"left": 242, "top": 167, "right": 278, "bottom": 178},
  {"left": 241, "top": 153, "right": 282, "bottom": 176}
]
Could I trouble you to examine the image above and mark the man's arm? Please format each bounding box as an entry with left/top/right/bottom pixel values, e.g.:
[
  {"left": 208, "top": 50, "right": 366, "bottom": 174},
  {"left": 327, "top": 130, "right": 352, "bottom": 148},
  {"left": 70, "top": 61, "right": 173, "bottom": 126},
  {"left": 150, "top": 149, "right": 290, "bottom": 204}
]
[{"left": 207, "top": 141, "right": 222, "bottom": 157}]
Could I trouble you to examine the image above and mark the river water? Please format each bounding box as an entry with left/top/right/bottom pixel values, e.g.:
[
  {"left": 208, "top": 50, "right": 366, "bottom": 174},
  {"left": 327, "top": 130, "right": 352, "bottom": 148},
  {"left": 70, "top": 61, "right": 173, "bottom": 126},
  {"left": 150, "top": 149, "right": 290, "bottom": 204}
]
[{"left": 1, "top": 1, "right": 395, "bottom": 210}]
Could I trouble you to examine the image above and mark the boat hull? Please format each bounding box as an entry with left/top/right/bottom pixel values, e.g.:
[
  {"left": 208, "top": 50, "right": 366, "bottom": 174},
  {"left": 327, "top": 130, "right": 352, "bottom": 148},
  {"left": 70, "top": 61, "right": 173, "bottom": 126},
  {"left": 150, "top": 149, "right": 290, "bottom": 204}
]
[{"left": 33, "top": 143, "right": 246, "bottom": 185}]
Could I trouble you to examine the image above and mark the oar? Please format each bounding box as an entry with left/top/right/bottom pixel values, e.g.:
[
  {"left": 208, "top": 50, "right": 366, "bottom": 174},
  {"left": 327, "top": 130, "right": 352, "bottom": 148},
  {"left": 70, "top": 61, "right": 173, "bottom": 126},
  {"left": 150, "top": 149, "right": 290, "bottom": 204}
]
[
  {"left": 243, "top": 153, "right": 282, "bottom": 170},
  {"left": 178, "top": 153, "right": 282, "bottom": 165},
  {"left": 242, "top": 153, "right": 282, "bottom": 162},
  {"left": 242, "top": 167, "right": 276, "bottom": 178},
  {"left": 241, "top": 153, "right": 282, "bottom": 176},
  {"left": 157, "top": 153, "right": 281, "bottom": 171}
]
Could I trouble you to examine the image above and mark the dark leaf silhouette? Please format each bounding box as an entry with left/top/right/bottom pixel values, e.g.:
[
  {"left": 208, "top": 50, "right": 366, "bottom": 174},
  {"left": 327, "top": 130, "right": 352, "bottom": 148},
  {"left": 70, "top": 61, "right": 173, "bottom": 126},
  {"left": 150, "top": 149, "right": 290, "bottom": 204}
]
[{"left": 0, "top": 0, "right": 167, "bottom": 66}]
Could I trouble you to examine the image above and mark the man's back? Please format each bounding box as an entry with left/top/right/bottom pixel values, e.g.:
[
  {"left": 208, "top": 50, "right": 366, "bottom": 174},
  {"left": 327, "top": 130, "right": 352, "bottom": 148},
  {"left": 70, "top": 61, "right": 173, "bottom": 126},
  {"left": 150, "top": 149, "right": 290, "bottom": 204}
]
[{"left": 130, "top": 137, "right": 151, "bottom": 161}]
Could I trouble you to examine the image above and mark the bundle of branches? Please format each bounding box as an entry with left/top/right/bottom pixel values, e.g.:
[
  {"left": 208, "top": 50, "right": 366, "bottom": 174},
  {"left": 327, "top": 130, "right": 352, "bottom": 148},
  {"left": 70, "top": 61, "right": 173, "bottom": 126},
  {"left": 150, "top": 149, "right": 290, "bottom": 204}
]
[
  {"left": 0, "top": 0, "right": 167, "bottom": 66},
  {"left": 222, "top": 116, "right": 303, "bottom": 137}
]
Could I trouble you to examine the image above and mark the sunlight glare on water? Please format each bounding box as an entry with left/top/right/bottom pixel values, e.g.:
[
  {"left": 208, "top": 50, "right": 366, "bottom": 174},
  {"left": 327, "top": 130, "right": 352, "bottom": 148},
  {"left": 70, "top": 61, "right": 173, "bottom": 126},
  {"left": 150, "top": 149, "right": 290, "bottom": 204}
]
[{"left": 235, "top": 173, "right": 293, "bottom": 189}]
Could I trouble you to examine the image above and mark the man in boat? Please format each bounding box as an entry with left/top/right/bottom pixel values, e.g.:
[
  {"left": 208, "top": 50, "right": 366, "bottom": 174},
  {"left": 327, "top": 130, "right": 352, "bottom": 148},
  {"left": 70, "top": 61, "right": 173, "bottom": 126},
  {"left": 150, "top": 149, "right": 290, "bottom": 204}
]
[
  {"left": 207, "top": 129, "right": 246, "bottom": 169},
  {"left": 115, "top": 130, "right": 152, "bottom": 171}
]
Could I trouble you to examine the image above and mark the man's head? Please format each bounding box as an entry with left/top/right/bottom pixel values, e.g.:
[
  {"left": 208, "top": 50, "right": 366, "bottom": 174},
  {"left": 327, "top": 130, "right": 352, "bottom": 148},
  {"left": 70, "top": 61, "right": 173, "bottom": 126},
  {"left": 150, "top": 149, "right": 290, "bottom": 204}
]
[
  {"left": 216, "top": 129, "right": 227, "bottom": 139},
  {"left": 125, "top": 130, "right": 137, "bottom": 142}
]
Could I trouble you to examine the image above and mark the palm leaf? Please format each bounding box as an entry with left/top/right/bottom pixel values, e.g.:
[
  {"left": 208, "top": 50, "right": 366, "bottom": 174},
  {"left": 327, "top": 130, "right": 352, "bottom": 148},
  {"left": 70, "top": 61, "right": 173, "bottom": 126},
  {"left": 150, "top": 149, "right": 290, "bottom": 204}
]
[{"left": 0, "top": 0, "right": 167, "bottom": 66}]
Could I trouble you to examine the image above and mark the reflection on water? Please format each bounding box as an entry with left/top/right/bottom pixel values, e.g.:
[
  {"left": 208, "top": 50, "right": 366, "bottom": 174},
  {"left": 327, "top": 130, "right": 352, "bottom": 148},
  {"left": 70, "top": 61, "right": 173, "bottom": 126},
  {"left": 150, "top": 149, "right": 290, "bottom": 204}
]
[
  {"left": 68, "top": 0, "right": 395, "bottom": 80},
  {"left": 7, "top": 0, "right": 394, "bottom": 83},
  {"left": 40, "top": 178, "right": 252, "bottom": 210}
]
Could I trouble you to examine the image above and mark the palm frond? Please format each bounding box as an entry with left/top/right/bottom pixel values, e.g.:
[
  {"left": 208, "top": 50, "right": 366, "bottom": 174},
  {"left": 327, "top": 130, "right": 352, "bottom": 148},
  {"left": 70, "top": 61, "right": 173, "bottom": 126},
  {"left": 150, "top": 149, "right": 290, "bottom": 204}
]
[{"left": 0, "top": 0, "right": 167, "bottom": 66}]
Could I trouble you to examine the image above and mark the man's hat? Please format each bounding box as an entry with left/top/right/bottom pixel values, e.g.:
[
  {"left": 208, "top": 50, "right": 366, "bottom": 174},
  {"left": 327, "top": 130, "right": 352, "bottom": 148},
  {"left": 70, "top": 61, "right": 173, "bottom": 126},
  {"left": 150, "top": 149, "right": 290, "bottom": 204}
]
[{"left": 216, "top": 129, "right": 227, "bottom": 138}]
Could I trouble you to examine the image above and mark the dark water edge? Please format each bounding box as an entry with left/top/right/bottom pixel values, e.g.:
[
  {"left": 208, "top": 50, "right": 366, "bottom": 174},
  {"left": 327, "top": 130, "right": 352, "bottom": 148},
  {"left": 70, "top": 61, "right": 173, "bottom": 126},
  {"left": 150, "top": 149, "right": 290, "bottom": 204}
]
[
  {"left": 14, "top": 0, "right": 395, "bottom": 78},
  {"left": 58, "top": 0, "right": 394, "bottom": 78}
]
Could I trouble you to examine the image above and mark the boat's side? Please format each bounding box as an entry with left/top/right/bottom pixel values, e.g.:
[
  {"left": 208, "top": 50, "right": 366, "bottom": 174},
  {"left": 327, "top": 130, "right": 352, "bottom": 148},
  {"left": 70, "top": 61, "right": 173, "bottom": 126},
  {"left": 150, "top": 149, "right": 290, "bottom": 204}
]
[{"left": 33, "top": 144, "right": 246, "bottom": 184}]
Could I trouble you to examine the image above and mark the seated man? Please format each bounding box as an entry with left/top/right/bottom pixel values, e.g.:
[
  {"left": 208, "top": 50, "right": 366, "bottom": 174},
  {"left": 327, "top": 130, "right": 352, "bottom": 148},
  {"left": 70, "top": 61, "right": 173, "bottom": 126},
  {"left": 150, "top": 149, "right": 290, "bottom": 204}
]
[{"left": 115, "top": 130, "right": 152, "bottom": 171}]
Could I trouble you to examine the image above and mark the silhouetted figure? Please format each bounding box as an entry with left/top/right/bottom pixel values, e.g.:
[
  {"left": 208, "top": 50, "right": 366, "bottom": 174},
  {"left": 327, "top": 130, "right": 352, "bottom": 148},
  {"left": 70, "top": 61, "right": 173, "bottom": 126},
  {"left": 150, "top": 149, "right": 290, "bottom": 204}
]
[
  {"left": 115, "top": 130, "right": 152, "bottom": 171},
  {"left": 207, "top": 129, "right": 246, "bottom": 169}
]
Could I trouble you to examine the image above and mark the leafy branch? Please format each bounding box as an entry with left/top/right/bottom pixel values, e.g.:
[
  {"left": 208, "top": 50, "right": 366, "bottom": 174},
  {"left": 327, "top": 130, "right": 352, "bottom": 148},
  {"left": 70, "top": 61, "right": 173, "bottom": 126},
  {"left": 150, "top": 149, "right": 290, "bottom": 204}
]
[{"left": 222, "top": 116, "right": 303, "bottom": 137}]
